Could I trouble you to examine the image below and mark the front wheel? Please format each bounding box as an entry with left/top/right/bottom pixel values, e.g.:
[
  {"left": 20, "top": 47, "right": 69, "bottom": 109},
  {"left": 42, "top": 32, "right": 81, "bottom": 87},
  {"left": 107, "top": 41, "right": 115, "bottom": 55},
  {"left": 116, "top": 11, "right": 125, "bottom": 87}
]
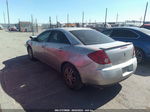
[
  {"left": 135, "top": 48, "right": 145, "bottom": 64},
  {"left": 62, "top": 63, "right": 83, "bottom": 90},
  {"left": 27, "top": 47, "right": 36, "bottom": 60}
]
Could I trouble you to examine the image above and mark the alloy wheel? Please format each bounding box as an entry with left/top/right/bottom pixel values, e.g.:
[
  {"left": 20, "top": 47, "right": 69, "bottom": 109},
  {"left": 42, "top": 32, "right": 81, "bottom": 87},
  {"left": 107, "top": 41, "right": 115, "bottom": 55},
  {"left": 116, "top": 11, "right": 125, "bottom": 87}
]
[
  {"left": 135, "top": 48, "right": 143, "bottom": 63},
  {"left": 63, "top": 67, "right": 76, "bottom": 87}
]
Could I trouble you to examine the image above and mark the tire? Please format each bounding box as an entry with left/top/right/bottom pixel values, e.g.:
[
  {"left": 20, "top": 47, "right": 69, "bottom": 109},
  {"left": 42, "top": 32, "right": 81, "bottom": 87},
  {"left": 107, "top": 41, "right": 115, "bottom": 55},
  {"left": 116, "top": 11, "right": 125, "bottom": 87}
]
[
  {"left": 27, "top": 46, "right": 36, "bottom": 60},
  {"left": 62, "top": 63, "right": 83, "bottom": 90},
  {"left": 135, "top": 48, "right": 145, "bottom": 64}
]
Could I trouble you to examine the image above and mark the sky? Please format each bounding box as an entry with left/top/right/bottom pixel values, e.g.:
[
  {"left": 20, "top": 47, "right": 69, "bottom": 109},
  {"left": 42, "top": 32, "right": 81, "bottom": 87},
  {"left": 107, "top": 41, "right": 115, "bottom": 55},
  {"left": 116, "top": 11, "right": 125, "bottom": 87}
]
[{"left": 0, "top": 0, "right": 149, "bottom": 24}]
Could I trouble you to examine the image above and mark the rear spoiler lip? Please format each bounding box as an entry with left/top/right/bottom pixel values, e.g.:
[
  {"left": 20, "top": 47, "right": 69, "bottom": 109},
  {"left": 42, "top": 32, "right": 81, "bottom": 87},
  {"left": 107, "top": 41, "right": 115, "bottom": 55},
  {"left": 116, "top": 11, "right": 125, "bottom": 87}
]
[{"left": 100, "top": 43, "right": 132, "bottom": 51}]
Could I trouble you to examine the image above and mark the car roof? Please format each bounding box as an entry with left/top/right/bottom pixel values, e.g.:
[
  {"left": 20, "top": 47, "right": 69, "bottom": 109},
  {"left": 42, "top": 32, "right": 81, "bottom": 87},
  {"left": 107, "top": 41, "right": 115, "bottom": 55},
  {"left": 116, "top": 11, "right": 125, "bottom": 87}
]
[
  {"left": 47, "top": 27, "right": 93, "bottom": 32},
  {"left": 105, "top": 27, "right": 142, "bottom": 31}
]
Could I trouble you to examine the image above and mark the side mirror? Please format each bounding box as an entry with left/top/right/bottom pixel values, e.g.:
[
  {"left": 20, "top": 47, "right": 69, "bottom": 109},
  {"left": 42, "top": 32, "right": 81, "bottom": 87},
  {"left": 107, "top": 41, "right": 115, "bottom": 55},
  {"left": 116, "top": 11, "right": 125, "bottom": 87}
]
[
  {"left": 30, "top": 36, "right": 33, "bottom": 39},
  {"left": 30, "top": 36, "right": 37, "bottom": 41}
]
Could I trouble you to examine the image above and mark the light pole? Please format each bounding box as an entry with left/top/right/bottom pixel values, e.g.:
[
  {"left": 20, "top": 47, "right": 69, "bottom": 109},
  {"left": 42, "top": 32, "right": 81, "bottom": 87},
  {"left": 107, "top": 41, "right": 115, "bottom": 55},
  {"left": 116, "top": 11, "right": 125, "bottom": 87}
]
[
  {"left": 3, "top": 12, "right": 6, "bottom": 24},
  {"left": 143, "top": 2, "right": 148, "bottom": 25},
  {"left": 49, "top": 16, "right": 51, "bottom": 28},
  {"left": 82, "top": 11, "right": 84, "bottom": 27},
  {"left": 56, "top": 16, "right": 58, "bottom": 28},
  {"left": 35, "top": 18, "right": 38, "bottom": 33},
  {"left": 104, "top": 8, "right": 108, "bottom": 28},
  {"left": 6, "top": 0, "right": 10, "bottom": 29},
  {"left": 31, "top": 15, "right": 34, "bottom": 36},
  {"left": 67, "top": 14, "right": 69, "bottom": 27},
  {"left": 116, "top": 13, "right": 118, "bottom": 24}
]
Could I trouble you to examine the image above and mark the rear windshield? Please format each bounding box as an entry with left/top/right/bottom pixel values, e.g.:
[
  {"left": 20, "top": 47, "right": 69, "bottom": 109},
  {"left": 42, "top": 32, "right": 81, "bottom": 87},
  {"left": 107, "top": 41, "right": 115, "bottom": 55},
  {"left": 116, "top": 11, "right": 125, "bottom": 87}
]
[
  {"left": 70, "top": 30, "right": 114, "bottom": 45},
  {"left": 141, "top": 25, "right": 150, "bottom": 30},
  {"left": 139, "top": 28, "right": 150, "bottom": 36}
]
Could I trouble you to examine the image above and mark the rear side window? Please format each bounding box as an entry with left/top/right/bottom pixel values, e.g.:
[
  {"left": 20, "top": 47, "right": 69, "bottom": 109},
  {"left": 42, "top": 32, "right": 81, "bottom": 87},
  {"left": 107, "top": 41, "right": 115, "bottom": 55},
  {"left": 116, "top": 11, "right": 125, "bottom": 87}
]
[
  {"left": 102, "top": 29, "right": 112, "bottom": 36},
  {"left": 48, "top": 31, "right": 70, "bottom": 44},
  {"left": 111, "top": 29, "right": 138, "bottom": 38},
  {"left": 70, "top": 30, "right": 114, "bottom": 45}
]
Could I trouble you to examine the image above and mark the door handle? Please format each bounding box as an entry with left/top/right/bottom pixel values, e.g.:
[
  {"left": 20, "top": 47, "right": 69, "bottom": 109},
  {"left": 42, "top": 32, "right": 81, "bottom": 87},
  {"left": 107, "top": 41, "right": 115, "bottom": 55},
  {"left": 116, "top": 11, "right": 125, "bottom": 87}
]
[
  {"left": 58, "top": 47, "right": 63, "bottom": 52},
  {"left": 59, "top": 47, "right": 63, "bottom": 50}
]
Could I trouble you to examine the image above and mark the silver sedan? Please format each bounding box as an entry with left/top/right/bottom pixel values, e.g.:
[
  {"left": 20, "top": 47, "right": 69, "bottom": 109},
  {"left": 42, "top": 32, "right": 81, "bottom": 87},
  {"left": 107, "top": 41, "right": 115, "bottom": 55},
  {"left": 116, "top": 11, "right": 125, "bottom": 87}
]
[{"left": 26, "top": 28, "right": 137, "bottom": 89}]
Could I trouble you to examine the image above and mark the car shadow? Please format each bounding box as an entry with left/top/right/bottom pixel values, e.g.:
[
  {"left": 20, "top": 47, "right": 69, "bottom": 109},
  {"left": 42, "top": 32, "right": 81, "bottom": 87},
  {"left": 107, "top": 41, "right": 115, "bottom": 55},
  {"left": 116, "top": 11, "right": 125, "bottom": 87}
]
[
  {"left": 135, "top": 61, "right": 150, "bottom": 77},
  {"left": 0, "top": 55, "right": 122, "bottom": 111}
]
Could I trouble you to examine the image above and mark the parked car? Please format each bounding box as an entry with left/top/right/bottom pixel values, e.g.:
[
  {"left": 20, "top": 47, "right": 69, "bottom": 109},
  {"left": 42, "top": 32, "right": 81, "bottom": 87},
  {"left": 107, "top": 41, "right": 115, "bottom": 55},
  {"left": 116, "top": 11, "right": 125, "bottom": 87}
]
[
  {"left": 102, "top": 27, "right": 150, "bottom": 64},
  {"left": 141, "top": 24, "right": 150, "bottom": 30},
  {"left": 0, "top": 25, "right": 3, "bottom": 30},
  {"left": 26, "top": 28, "right": 137, "bottom": 89},
  {"left": 9, "top": 26, "right": 18, "bottom": 31}
]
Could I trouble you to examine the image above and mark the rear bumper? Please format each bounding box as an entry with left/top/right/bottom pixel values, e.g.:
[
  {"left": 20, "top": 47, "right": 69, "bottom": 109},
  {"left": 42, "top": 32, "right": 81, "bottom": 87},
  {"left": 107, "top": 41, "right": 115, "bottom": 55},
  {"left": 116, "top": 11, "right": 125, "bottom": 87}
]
[{"left": 77, "top": 57, "right": 137, "bottom": 86}]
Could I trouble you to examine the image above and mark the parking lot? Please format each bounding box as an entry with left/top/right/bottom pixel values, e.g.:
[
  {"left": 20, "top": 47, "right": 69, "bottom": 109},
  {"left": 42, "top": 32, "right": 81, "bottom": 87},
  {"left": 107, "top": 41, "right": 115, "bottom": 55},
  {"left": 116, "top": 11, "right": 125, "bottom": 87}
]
[{"left": 0, "top": 30, "right": 150, "bottom": 111}]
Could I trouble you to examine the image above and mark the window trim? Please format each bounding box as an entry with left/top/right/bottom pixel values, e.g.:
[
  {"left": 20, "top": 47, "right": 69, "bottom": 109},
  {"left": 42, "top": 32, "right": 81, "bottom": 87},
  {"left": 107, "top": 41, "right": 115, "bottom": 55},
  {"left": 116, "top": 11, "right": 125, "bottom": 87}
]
[
  {"left": 110, "top": 29, "right": 140, "bottom": 39},
  {"left": 102, "top": 29, "right": 113, "bottom": 36},
  {"left": 48, "top": 30, "right": 71, "bottom": 45},
  {"left": 37, "top": 30, "right": 51, "bottom": 42}
]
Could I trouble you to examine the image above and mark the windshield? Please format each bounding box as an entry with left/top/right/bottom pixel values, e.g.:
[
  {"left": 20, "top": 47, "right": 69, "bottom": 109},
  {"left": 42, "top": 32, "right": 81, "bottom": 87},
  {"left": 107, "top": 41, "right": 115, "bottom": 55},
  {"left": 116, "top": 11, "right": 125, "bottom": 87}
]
[{"left": 70, "top": 30, "right": 114, "bottom": 45}]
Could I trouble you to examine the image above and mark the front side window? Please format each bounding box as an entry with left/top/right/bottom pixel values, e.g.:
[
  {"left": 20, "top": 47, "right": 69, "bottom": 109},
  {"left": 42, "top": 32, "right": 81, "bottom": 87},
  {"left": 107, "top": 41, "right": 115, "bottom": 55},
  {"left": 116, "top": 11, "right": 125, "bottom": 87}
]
[
  {"left": 70, "top": 30, "right": 114, "bottom": 45},
  {"left": 37, "top": 31, "right": 51, "bottom": 42},
  {"left": 48, "top": 31, "right": 70, "bottom": 44},
  {"left": 111, "top": 29, "right": 138, "bottom": 38}
]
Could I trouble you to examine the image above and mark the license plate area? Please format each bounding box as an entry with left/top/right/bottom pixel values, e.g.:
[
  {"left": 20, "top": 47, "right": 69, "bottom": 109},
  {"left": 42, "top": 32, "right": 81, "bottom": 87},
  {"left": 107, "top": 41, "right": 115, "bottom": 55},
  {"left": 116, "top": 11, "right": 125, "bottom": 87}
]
[{"left": 122, "top": 64, "right": 133, "bottom": 74}]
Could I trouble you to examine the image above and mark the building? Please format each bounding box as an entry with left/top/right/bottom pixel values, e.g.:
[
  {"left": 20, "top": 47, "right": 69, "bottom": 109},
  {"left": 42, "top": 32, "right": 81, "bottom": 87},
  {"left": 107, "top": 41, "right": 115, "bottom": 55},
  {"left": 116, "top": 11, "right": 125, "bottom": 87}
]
[{"left": 18, "top": 21, "right": 32, "bottom": 32}]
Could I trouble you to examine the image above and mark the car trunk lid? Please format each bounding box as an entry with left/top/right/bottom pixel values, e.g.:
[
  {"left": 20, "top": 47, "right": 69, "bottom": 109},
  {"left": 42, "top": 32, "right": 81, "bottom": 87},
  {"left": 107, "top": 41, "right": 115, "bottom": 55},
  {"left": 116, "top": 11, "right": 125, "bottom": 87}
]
[{"left": 87, "top": 41, "right": 134, "bottom": 65}]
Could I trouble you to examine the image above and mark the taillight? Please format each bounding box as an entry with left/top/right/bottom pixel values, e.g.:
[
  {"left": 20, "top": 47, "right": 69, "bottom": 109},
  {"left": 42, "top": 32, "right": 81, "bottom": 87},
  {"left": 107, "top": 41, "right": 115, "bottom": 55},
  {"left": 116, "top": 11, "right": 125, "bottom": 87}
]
[{"left": 88, "top": 50, "right": 111, "bottom": 64}]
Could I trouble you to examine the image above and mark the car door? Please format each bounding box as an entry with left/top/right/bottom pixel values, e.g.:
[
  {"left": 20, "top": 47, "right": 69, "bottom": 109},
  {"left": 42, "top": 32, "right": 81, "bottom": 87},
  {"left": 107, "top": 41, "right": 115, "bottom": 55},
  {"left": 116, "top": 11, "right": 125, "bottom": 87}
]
[
  {"left": 32, "top": 30, "right": 51, "bottom": 61},
  {"left": 110, "top": 29, "right": 139, "bottom": 42},
  {"left": 44, "top": 30, "right": 71, "bottom": 70}
]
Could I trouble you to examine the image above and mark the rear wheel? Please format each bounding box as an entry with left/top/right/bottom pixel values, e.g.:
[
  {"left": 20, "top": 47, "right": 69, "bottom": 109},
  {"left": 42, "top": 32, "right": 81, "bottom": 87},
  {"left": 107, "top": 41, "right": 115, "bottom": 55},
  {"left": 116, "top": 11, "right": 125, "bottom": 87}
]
[
  {"left": 135, "top": 48, "right": 145, "bottom": 64},
  {"left": 62, "top": 63, "right": 83, "bottom": 90}
]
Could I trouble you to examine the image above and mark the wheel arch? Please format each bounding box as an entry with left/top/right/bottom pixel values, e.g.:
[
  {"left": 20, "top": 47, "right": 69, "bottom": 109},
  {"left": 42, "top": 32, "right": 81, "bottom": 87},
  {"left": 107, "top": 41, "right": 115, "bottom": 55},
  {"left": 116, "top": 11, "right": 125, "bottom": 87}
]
[
  {"left": 60, "top": 61, "right": 83, "bottom": 88},
  {"left": 61, "top": 61, "right": 75, "bottom": 72},
  {"left": 27, "top": 44, "right": 31, "bottom": 49},
  {"left": 134, "top": 46, "right": 145, "bottom": 56},
  {"left": 60, "top": 61, "right": 82, "bottom": 79}
]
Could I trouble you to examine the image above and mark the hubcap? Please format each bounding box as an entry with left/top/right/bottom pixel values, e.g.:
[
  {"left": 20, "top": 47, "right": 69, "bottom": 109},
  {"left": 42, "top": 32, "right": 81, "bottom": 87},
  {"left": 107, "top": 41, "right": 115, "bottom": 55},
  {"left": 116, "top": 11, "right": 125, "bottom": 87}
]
[
  {"left": 64, "top": 67, "right": 76, "bottom": 87},
  {"left": 135, "top": 49, "right": 143, "bottom": 63}
]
